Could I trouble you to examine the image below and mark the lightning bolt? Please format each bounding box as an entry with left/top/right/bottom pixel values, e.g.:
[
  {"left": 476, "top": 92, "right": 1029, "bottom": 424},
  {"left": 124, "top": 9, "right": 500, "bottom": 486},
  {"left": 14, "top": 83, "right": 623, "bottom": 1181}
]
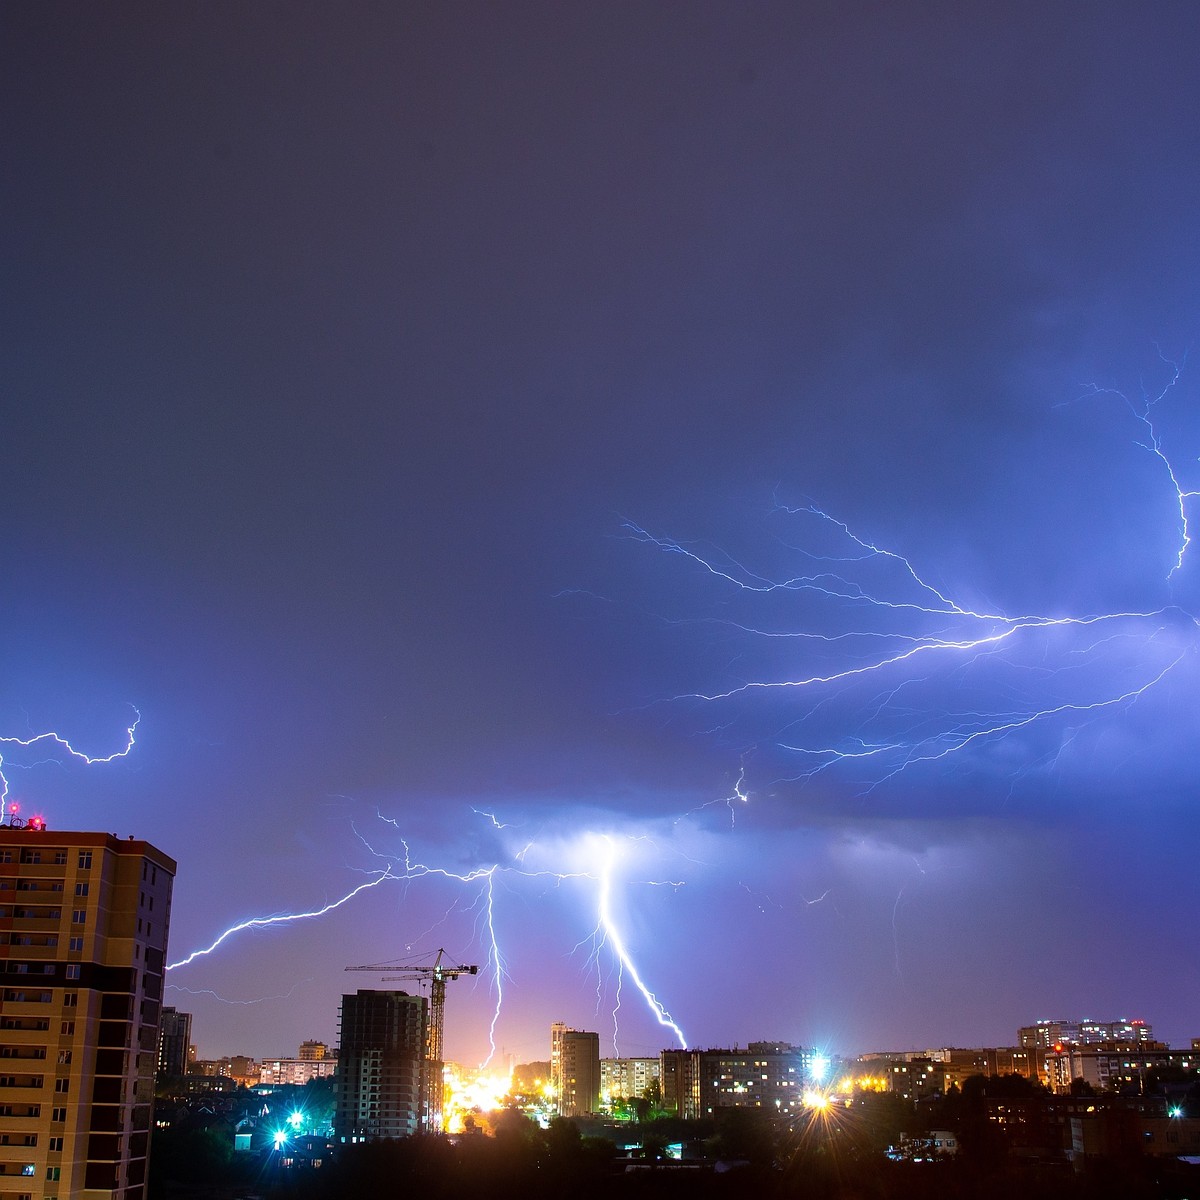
[
  {"left": 0, "top": 707, "right": 140, "bottom": 807},
  {"left": 170, "top": 812, "right": 690, "bottom": 1063},
  {"left": 619, "top": 368, "right": 1200, "bottom": 796},
  {"left": 166, "top": 870, "right": 397, "bottom": 969},
  {"left": 593, "top": 835, "right": 687, "bottom": 1048}
]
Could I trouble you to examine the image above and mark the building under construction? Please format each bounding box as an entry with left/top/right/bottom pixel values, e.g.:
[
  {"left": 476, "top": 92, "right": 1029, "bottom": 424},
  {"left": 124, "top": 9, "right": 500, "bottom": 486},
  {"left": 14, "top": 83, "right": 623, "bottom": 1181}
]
[{"left": 334, "top": 990, "right": 427, "bottom": 1141}]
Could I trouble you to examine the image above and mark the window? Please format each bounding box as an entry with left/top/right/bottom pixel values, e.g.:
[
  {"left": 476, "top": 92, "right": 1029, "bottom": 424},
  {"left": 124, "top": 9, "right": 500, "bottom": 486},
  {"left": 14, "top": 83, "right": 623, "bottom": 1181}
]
[
  {"left": 51, "top": 1108, "right": 65, "bottom": 1123},
  {"left": 52, "top": 852, "right": 67, "bottom": 866},
  {"left": 20, "top": 1163, "right": 34, "bottom": 1175},
  {"left": 47, "top": 1138, "right": 62, "bottom": 1152},
  {"left": 59, "top": 1023, "right": 73, "bottom": 1037},
  {"left": 53, "top": 1079, "right": 68, "bottom": 1093},
  {"left": 45, "top": 1167, "right": 59, "bottom": 1181},
  {"left": 64, "top": 966, "right": 80, "bottom": 981},
  {"left": 73, "top": 883, "right": 88, "bottom": 897},
  {"left": 55, "top": 1051, "right": 70, "bottom": 1065},
  {"left": 62, "top": 993, "right": 76, "bottom": 1009},
  {"left": 71, "top": 910, "right": 85, "bottom": 925},
  {"left": 0, "top": 852, "right": 10, "bottom": 863},
  {"left": 68, "top": 938, "right": 83, "bottom": 952},
  {"left": 19, "top": 851, "right": 40, "bottom": 865},
  {"left": 77, "top": 851, "right": 92, "bottom": 870}
]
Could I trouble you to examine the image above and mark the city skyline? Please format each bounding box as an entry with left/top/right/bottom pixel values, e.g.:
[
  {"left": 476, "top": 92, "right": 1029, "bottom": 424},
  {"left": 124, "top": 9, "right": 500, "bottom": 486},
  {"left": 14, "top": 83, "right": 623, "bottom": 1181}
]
[{"left": 4, "top": 3, "right": 1200, "bottom": 1065}]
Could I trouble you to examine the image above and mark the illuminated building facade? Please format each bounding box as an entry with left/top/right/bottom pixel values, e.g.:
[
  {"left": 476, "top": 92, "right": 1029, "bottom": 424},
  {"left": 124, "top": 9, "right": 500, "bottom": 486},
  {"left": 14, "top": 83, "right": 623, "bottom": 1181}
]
[
  {"left": 660, "top": 1043, "right": 820, "bottom": 1118},
  {"left": 1018, "top": 1019, "right": 1154, "bottom": 1048},
  {"left": 259, "top": 1054, "right": 338, "bottom": 1087},
  {"left": 549, "top": 1023, "right": 600, "bottom": 1117},
  {"left": 600, "top": 1057, "right": 659, "bottom": 1104},
  {"left": 0, "top": 827, "right": 175, "bottom": 1200},
  {"left": 156, "top": 1006, "right": 192, "bottom": 1079},
  {"left": 335, "top": 990, "right": 426, "bottom": 1141},
  {"left": 1044, "top": 1042, "right": 1188, "bottom": 1093}
]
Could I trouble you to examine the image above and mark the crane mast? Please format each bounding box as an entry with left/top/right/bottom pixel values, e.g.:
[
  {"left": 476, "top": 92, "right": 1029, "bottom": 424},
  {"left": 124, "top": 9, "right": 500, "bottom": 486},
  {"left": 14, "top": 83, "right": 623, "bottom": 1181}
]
[{"left": 346, "top": 948, "right": 478, "bottom": 1134}]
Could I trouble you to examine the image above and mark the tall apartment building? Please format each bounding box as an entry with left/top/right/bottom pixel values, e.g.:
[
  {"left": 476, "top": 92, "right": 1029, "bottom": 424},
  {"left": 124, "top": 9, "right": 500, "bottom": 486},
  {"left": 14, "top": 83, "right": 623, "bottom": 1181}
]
[
  {"left": 156, "top": 1006, "right": 192, "bottom": 1079},
  {"left": 334, "top": 990, "right": 426, "bottom": 1141},
  {"left": 549, "top": 1023, "right": 600, "bottom": 1118},
  {"left": 0, "top": 827, "right": 175, "bottom": 1200}
]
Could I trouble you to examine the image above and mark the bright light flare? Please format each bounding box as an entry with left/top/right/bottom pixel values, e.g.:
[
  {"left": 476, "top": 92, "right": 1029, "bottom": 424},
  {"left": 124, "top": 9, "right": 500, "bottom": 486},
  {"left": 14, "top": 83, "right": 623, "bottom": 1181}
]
[{"left": 443, "top": 1064, "right": 513, "bottom": 1133}]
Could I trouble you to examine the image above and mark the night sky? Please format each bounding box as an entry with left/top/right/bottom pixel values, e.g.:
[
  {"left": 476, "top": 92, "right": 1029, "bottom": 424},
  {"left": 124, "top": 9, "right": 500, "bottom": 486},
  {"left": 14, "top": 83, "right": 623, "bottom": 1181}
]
[{"left": 4, "top": 3, "right": 1200, "bottom": 1067}]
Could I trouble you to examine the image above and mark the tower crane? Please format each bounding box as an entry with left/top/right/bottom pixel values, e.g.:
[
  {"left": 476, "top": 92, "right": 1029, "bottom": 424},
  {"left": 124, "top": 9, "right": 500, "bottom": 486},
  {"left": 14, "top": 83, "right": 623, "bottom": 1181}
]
[{"left": 345, "top": 948, "right": 478, "bottom": 1134}]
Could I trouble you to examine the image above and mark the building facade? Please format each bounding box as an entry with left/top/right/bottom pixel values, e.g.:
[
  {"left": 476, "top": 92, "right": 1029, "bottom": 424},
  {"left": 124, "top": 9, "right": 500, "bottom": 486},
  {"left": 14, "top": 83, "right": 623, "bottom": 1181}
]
[
  {"left": 156, "top": 1006, "right": 192, "bottom": 1079},
  {"left": 335, "top": 990, "right": 426, "bottom": 1141},
  {"left": 600, "top": 1056, "right": 660, "bottom": 1105},
  {"left": 660, "top": 1043, "right": 820, "bottom": 1118},
  {"left": 1018, "top": 1019, "right": 1154, "bottom": 1048},
  {"left": 549, "top": 1024, "right": 600, "bottom": 1118},
  {"left": 259, "top": 1055, "right": 338, "bottom": 1087},
  {"left": 0, "top": 827, "right": 175, "bottom": 1200}
]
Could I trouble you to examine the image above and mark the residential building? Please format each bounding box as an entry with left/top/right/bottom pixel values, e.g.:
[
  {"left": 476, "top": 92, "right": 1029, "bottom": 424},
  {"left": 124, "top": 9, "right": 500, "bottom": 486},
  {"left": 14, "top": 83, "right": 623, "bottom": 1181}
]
[
  {"left": 1044, "top": 1041, "right": 1193, "bottom": 1094},
  {"left": 1018, "top": 1019, "right": 1154, "bottom": 1048},
  {"left": 334, "top": 990, "right": 426, "bottom": 1141},
  {"left": 549, "top": 1024, "right": 600, "bottom": 1117},
  {"left": 259, "top": 1054, "right": 338, "bottom": 1087},
  {"left": 600, "top": 1057, "right": 659, "bottom": 1105},
  {"left": 0, "top": 826, "right": 175, "bottom": 1200},
  {"left": 660, "top": 1043, "right": 821, "bottom": 1118},
  {"left": 156, "top": 1007, "right": 192, "bottom": 1079}
]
